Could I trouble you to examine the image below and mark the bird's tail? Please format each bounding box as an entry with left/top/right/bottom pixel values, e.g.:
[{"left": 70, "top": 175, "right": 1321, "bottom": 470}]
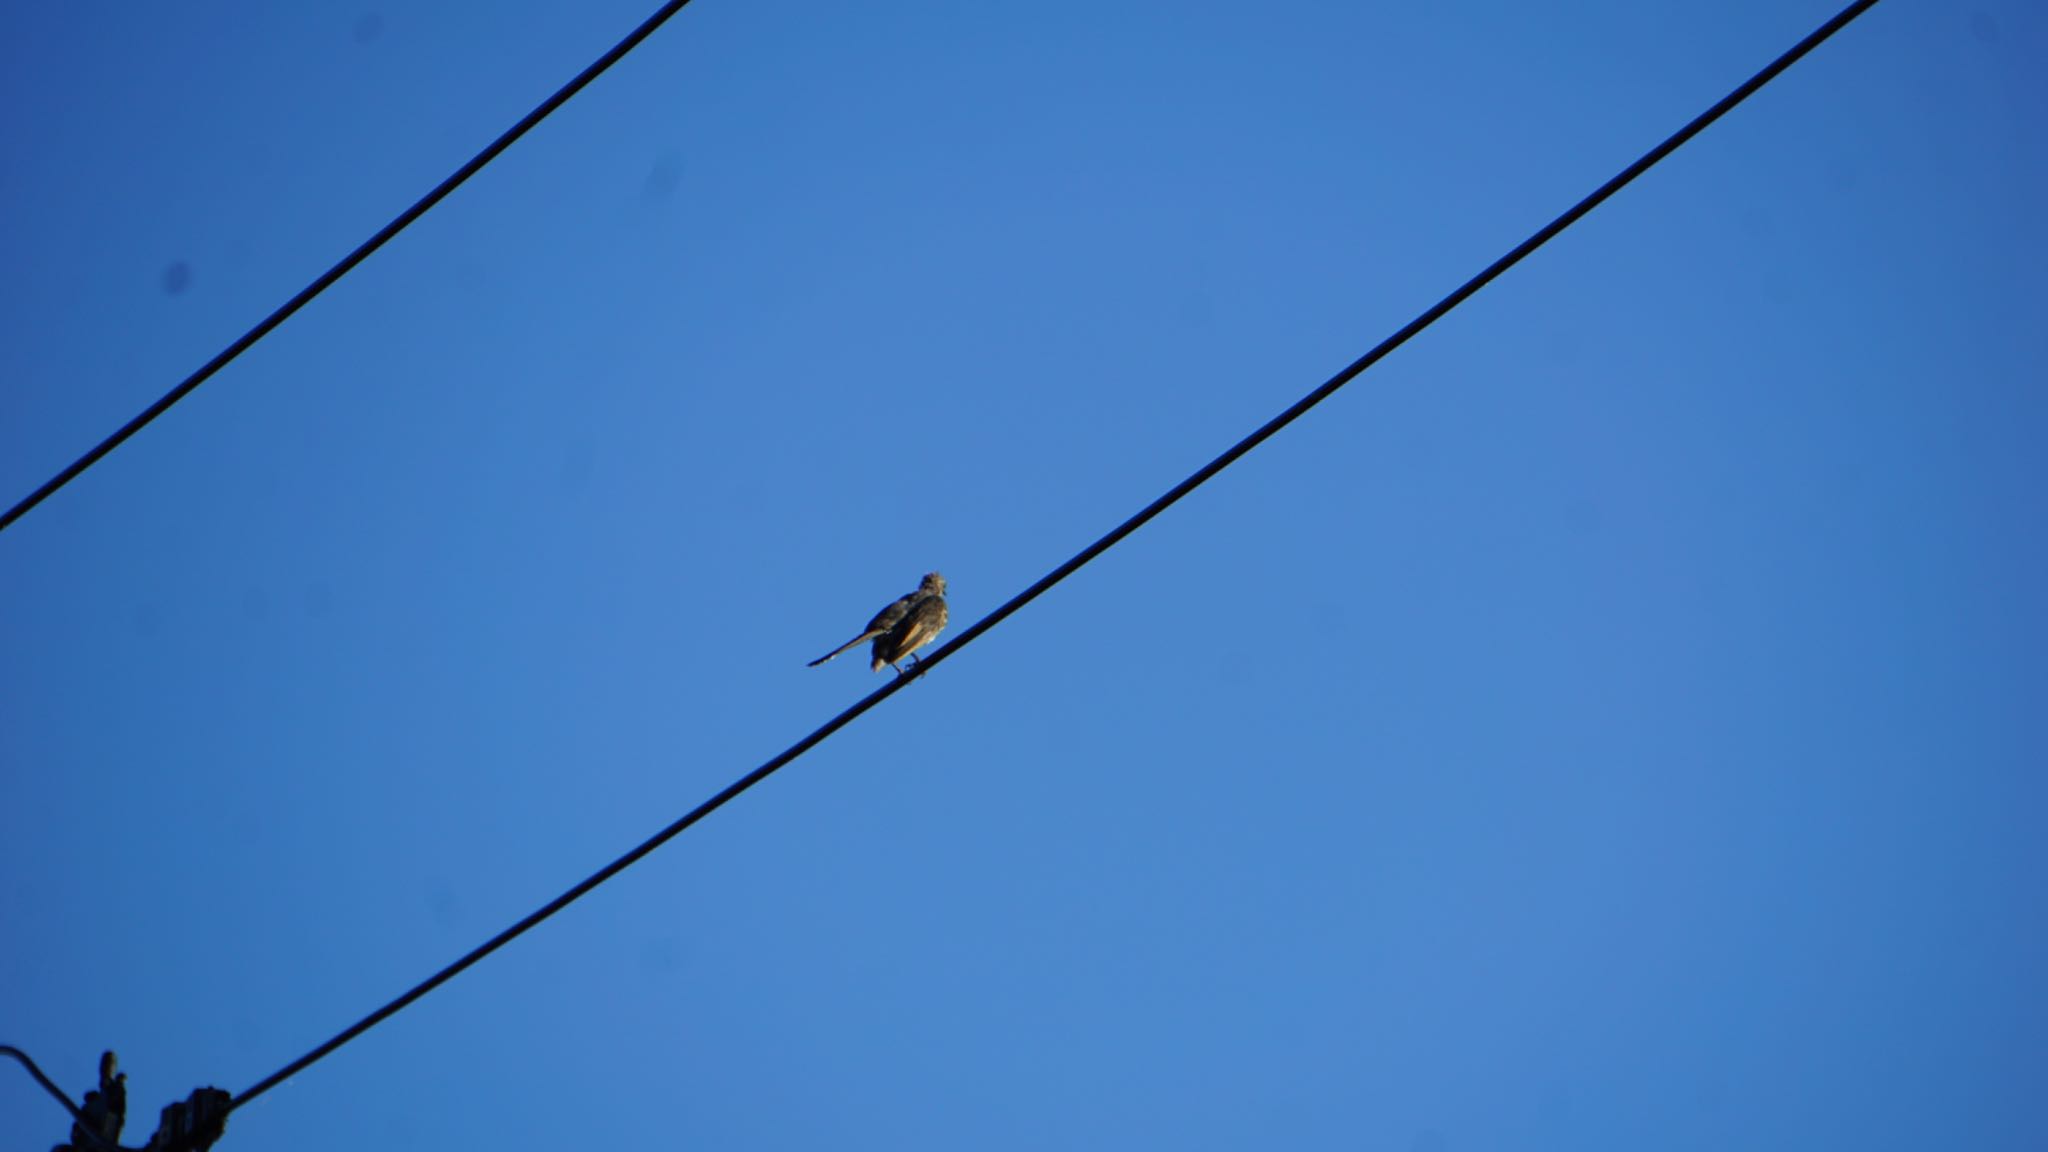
[{"left": 808, "top": 632, "right": 878, "bottom": 667}]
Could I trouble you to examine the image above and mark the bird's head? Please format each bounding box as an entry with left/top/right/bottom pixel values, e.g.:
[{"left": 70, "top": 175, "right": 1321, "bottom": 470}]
[{"left": 921, "top": 572, "right": 947, "bottom": 596}]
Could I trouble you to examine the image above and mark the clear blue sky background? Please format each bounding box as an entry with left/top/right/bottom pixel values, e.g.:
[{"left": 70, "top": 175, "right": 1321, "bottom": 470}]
[{"left": 4, "top": 1, "right": 2043, "bottom": 1148}]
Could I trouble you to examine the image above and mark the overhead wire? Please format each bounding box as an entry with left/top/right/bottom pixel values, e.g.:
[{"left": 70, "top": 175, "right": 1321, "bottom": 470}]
[
  {"left": 0, "top": 0, "right": 705, "bottom": 536},
  {"left": 1, "top": 1044, "right": 125, "bottom": 1151},
  {"left": 2, "top": 1044, "right": 90, "bottom": 1128},
  {"left": 225, "top": 0, "right": 1884, "bottom": 1115}
]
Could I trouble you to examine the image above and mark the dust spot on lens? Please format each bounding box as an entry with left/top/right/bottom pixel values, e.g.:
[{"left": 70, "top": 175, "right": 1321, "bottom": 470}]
[
  {"left": 643, "top": 151, "right": 684, "bottom": 203},
  {"left": 1823, "top": 155, "right": 1857, "bottom": 195},
  {"left": 642, "top": 936, "right": 684, "bottom": 972},
  {"left": 427, "top": 885, "right": 462, "bottom": 927},
  {"left": 562, "top": 439, "right": 595, "bottom": 493},
  {"left": 162, "top": 261, "right": 192, "bottom": 295}
]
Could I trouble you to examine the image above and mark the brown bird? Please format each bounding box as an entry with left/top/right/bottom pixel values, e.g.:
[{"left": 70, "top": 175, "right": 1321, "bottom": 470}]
[{"left": 808, "top": 572, "right": 949, "bottom": 673}]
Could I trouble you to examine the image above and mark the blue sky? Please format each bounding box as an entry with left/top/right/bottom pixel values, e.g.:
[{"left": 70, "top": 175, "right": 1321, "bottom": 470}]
[{"left": 3, "top": 1, "right": 2044, "bottom": 1148}]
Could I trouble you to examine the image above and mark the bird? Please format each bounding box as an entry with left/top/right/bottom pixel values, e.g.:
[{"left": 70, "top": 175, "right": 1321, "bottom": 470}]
[{"left": 808, "top": 572, "right": 949, "bottom": 673}]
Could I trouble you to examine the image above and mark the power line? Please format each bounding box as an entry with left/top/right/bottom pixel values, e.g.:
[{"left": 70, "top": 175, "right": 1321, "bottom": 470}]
[
  {"left": 6, "top": 1047, "right": 223, "bottom": 1152},
  {"left": 2, "top": 1044, "right": 90, "bottom": 1129},
  {"left": 226, "top": 0, "right": 1883, "bottom": 1115},
  {"left": 0, "top": 0, "right": 704, "bottom": 536},
  {"left": 0, "top": 1045, "right": 125, "bottom": 1152}
]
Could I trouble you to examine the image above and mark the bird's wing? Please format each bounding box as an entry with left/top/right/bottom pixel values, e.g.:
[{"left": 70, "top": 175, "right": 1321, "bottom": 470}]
[
  {"left": 861, "top": 594, "right": 915, "bottom": 635},
  {"left": 808, "top": 629, "right": 884, "bottom": 667},
  {"left": 810, "top": 591, "right": 915, "bottom": 667},
  {"left": 873, "top": 595, "right": 948, "bottom": 665},
  {"left": 901, "top": 596, "right": 948, "bottom": 648}
]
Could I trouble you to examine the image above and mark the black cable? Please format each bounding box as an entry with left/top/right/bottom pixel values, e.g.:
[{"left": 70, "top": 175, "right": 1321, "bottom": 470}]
[
  {"left": 2, "top": 1044, "right": 89, "bottom": 1127},
  {"left": 0, "top": 0, "right": 702, "bottom": 536},
  {"left": 0, "top": 1045, "right": 126, "bottom": 1152},
  {"left": 228, "top": 0, "right": 1880, "bottom": 1115}
]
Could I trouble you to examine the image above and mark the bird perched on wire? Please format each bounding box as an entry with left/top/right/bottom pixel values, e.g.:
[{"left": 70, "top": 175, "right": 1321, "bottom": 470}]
[{"left": 808, "top": 572, "right": 949, "bottom": 673}]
